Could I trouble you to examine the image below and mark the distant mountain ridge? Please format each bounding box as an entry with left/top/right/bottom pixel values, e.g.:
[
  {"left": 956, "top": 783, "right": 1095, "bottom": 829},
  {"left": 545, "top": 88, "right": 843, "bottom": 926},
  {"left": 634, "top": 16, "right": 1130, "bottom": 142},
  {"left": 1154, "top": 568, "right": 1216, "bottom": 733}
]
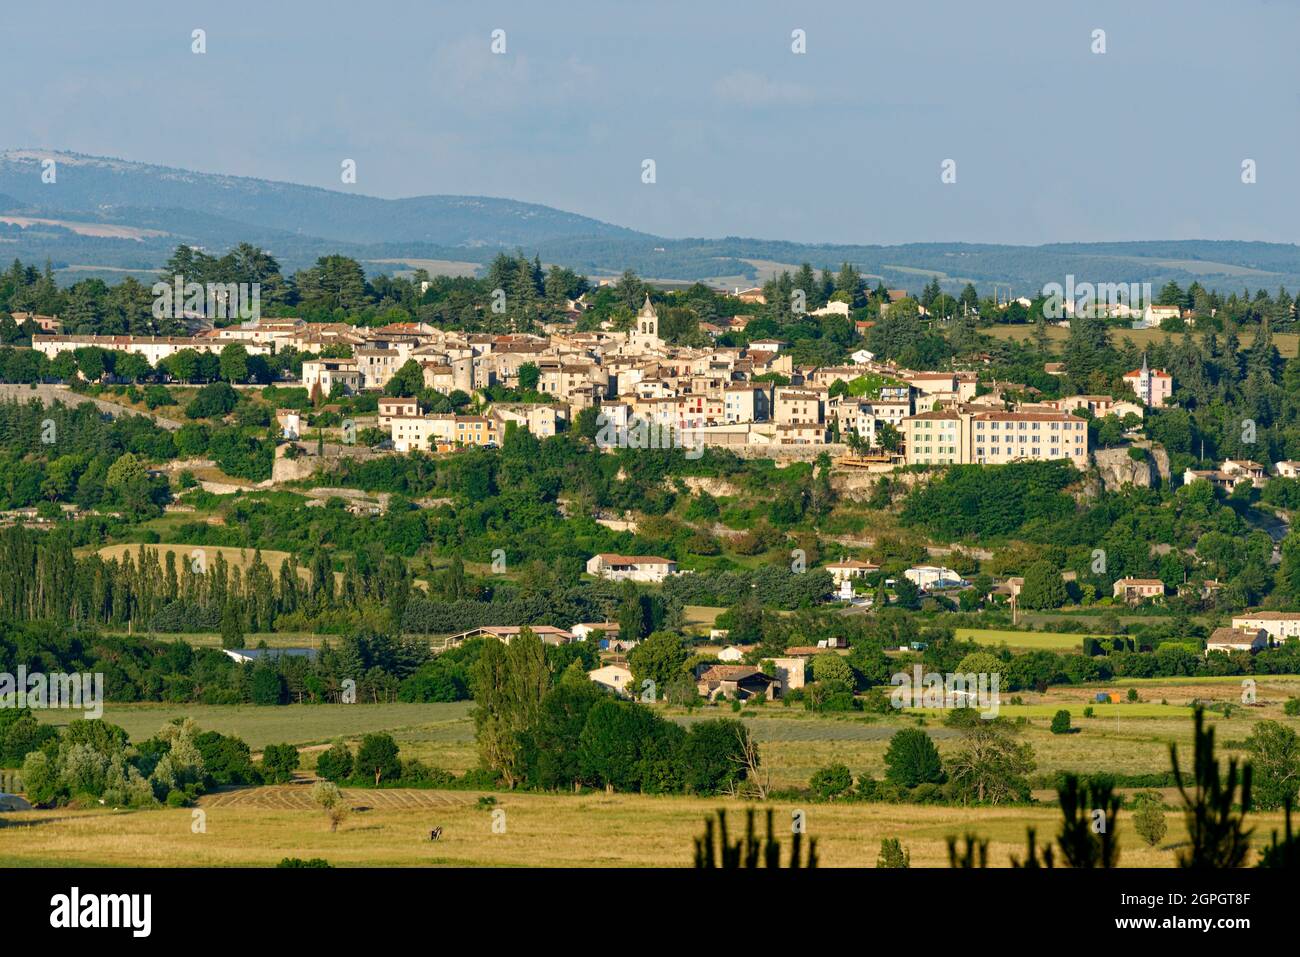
[
  {"left": 0, "top": 149, "right": 645, "bottom": 247},
  {"left": 2, "top": 149, "right": 1299, "bottom": 294}
]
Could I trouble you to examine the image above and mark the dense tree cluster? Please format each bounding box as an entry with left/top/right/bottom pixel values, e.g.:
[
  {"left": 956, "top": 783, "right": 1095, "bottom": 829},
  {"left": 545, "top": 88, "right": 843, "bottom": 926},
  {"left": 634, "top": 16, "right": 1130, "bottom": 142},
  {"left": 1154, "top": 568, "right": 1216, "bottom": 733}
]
[
  {"left": 470, "top": 628, "right": 756, "bottom": 795},
  {"left": 19, "top": 716, "right": 260, "bottom": 808}
]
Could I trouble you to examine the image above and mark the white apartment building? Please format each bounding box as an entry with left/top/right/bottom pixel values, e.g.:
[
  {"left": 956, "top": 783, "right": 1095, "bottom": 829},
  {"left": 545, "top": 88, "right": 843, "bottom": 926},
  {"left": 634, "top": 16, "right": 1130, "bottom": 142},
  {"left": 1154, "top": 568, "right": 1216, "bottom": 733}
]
[
  {"left": 32, "top": 334, "right": 270, "bottom": 365},
  {"left": 377, "top": 397, "right": 418, "bottom": 430},
  {"left": 302, "top": 358, "right": 362, "bottom": 396},
  {"left": 869, "top": 398, "right": 911, "bottom": 428},
  {"left": 829, "top": 396, "right": 878, "bottom": 446},
  {"left": 390, "top": 414, "right": 455, "bottom": 452},
  {"left": 492, "top": 403, "right": 561, "bottom": 438},
  {"left": 906, "top": 372, "right": 977, "bottom": 403},
  {"left": 970, "top": 411, "right": 1088, "bottom": 468},
  {"left": 773, "top": 386, "right": 824, "bottom": 426},
  {"left": 355, "top": 347, "right": 407, "bottom": 390},
  {"left": 904, "top": 411, "right": 964, "bottom": 465},
  {"left": 1232, "top": 611, "right": 1300, "bottom": 643},
  {"left": 421, "top": 363, "right": 456, "bottom": 394},
  {"left": 902, "top": 409, "right": 1089, "bottom": 469}
]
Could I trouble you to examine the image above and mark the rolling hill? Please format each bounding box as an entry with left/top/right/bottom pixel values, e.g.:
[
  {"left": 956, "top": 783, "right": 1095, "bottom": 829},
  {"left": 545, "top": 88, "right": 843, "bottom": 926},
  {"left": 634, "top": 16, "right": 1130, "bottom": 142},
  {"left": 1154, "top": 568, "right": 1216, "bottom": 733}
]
[{"left": 2, "top": 149, "right": 1299, "bottom": 294}]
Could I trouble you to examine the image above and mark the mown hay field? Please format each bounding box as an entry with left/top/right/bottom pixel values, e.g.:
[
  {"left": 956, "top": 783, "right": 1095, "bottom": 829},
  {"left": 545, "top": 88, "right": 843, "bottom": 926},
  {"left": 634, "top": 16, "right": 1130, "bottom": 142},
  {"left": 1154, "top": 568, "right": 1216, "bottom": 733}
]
[
  {"left": 0, "top": 788, "right": 1290, "bottom": 868},
  {"left": 954, "top": 627, "right": 1090, "bottom": 650},
  {"left": 36, "top": 702, "right": 473, "bottom": 751},
  {"left": 985, "top": 322, "right": 1300, "bottom": 358},
  {"left": 15, "top": 679, "right": 1300, "bottom": 868}
]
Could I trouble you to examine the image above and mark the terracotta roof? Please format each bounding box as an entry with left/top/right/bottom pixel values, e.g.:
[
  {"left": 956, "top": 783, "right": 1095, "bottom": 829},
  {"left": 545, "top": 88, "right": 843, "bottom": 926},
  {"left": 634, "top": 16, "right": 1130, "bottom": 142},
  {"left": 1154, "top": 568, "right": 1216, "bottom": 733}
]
[
  {"left": 592, "top": 553, "right": 675, "bottom": 565},
  {"left": 1208, "top": 627, "right": 1264, "bottom": 645},
  {"left": 971, "top": 411, "right": 1078, "bottom": 422}
]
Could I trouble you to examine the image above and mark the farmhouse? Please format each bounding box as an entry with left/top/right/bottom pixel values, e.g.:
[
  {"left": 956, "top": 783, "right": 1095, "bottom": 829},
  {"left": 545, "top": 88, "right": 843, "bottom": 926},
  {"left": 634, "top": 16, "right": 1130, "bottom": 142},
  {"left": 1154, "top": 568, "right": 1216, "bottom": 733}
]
[
  {"left": 588, "top": 664, "right": 633, "bottom": 696},
  {"left": 1206, "top": 626, "right": 1269, "bottom": 655},
  {"left": 586, "top": 553, "right": 678, "bottom": 582},
  {"left": 825, "top": 558, "right": 879, "bottom": 584},
  {"left": 696, "top": 665, "right": 776, "bottom": 701},
  {"left": 768, "top": 656, "right": 807, "bottom": 692},
  {"left": 1183, "top": 468, "right": 1241, "bottom": 493},
  {"left": 442, "top": 625, "right": 574, "bottom": 649},
  {"left": 570, "top": 621, "right": 620, "bottom": 641},
  {"left": 276, "top": 409, "right": 301, "bottom": 440},
  {"left": 1221, "top": 459, "right": 1268, "bottom": 488},
  {"left": 1113, "top": 578, "right": 1165, "bottom": 604},
  {"left": 10, "top": 311, "right": 60, "bottom": 332}
]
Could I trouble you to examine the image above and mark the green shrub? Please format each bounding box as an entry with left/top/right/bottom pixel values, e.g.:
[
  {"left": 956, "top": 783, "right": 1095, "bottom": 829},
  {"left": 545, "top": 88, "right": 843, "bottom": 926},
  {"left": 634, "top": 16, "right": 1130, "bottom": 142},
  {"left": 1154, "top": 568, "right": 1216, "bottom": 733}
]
[
  {"left": 877, "top": 838, "right": 910, "bottom": 868},
  {"left": 315, "top": 742, "right": 353, "bottom": 783},
  {"left": 1050, "top": 710, "right": 1072, "bottom": 735},
  {"left": 261, "top": 743, "right": 300, "bottom": 784},
  {"left": 809, "top": 763, "right": 854, "bottom": 801},
  {"left": 354, "top": 733, "right": 401, "bottom": 786},
  {"left": 884, "top": 728, "right": 946, "bottom": 788},
  {"left": 1132, "top": 791, "right": 1167, "bottom": 848}
]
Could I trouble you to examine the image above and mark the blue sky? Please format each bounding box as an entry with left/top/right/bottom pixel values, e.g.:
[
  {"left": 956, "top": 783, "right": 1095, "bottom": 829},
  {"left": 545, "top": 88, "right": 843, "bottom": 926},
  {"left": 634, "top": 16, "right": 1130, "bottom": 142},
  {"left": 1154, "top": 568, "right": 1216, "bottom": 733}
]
[{"left": 3, "top": 0, "right": 1297, "bottom": 245}]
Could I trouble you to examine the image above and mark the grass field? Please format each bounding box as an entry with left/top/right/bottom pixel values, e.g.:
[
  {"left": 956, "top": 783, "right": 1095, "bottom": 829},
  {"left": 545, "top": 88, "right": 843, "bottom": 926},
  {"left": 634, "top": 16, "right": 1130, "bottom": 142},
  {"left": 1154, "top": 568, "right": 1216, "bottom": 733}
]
[
  {"left": 101, "top": 630, "right": 331, "bottom": 650},
  {"left": 14, "top": 678, "right": 1300, "bottom": 867},
  {"left": 0, "top": 787, "right": 1290, "bottom": 868},
  {"left": 1019, "top": 610, "right": 1211, "bottom": 629},
  {"left": 35, "top": 702, "right": 472, "bottom": 750},
  {"left": 986, "top": 322, "right": 1300, "bottom": 358},
  {"left": 683, "top": 605, "right": 725, "bottom": 631},
  {"left": 89, "top": 543, "right": 301, "bottom": 579},
  {"left": 955, "top": 627, "right": 1088, "bottom": 650}
]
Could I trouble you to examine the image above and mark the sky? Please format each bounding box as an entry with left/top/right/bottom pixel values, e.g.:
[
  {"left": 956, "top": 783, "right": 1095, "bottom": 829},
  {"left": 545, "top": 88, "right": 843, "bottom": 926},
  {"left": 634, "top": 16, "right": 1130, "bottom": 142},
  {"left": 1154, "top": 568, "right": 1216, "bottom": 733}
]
[{"left": 3, "top": 0, "right": 1297, "bottom": 246}]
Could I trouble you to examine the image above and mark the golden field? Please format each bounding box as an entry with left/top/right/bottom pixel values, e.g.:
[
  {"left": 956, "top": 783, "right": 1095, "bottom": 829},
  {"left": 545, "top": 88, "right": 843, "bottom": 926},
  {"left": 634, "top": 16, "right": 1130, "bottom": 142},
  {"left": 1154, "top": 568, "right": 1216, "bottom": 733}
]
[
  {"left": 10, "top": 676, "right": 1298, "bottom": 868},
  {"left": 0, "top": 788, "right": 1290, "bottom": 868}
]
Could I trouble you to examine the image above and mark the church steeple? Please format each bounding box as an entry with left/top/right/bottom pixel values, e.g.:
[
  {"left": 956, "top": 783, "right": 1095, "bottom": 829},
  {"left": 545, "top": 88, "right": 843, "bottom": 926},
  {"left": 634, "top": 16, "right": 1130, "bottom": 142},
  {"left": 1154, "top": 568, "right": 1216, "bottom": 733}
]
[{"left": 636, "top": 294, "right": 658, "bottom": 340}]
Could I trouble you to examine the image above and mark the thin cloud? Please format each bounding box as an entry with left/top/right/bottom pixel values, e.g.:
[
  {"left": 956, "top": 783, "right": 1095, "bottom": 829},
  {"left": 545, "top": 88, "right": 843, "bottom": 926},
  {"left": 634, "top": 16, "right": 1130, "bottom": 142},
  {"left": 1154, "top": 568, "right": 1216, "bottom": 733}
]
[{"left": 712, "top": 70, "right": 812, "bottom": 107}]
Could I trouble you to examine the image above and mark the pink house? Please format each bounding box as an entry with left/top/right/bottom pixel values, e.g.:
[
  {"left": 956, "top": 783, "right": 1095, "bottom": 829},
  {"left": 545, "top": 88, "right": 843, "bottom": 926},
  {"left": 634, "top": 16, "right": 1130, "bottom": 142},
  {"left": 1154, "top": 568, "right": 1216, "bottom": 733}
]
[{"left": 1123, "top": 356, "right": 1172, "bottom": 408}]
